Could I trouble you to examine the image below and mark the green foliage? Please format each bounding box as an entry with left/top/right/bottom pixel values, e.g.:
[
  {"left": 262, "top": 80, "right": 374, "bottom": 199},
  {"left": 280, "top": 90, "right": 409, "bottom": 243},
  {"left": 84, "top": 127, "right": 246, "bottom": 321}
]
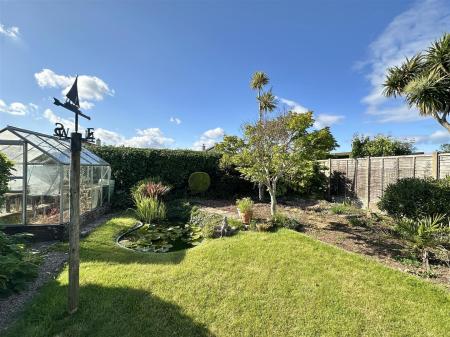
[
  {"left": 351, "top": 134, "right": 414, "bottom": 158},
  {"left": 89, "top": 145, "right": 252, "bottom": 206},
  {"left": 329, "top": 203, "right": 357, "bottom": 215},
  {"left": 236, "top": 197, "right": 254, "bottom": 213},
  {"left": 188, "top": 172, "right": 211, "bottom": 194},
  {"left": 440, "top": 144, "right": 450, "bottom": 152},
  {"left": 378, "top": 177, "right": 450, "bottom": 220},
  {"left": 132, "top": 193, "right": 167, "bottom": 224},
  {"left": 0, "top": 231, "right": 38, "bottom": 296},
  {"left": 395, "top": 214, "right": 450, "bottom": 270},
  {"left": 217, "top": 111, "right": 337, "bottom": 215},
  {"left": 0, "top": 152, "right": 14, "bottom": 209},
  {"left": 189, "top": 208, "right": 224, "bottom": 238},
  {"left": 268, "top": 213, "right": 302, "bottom": 231},
  {"left": 383, "top": 33, "right": 450, "bottom": 132},
  {"left": 227, "top": 217, "right": 244, "bottom": 230},
  {"left": 122, "top": 224, "right": 202, "bottom": 253},
  {"left": 132, "top": 177, "right": 171, "bottom": 200}
]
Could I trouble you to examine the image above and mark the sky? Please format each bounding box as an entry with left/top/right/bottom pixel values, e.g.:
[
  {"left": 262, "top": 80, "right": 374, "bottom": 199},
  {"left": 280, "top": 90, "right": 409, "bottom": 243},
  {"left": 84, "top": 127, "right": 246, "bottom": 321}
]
[{"left": 0, "top": 0, "right": 449, "bottom": 152}]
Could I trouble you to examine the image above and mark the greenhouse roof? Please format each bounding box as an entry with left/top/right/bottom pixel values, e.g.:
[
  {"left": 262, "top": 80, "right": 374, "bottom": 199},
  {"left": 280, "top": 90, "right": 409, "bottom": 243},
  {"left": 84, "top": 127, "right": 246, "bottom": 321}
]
[{"left": 0, "top": 126, "right": 109, "bottom": 166}]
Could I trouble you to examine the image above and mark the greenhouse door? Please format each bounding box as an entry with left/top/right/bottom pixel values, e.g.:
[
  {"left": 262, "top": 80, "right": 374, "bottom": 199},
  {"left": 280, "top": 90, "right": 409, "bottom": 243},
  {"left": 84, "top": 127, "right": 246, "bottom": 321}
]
[{"left": 0, "top": 139, "right": 27, "bottom": 225}]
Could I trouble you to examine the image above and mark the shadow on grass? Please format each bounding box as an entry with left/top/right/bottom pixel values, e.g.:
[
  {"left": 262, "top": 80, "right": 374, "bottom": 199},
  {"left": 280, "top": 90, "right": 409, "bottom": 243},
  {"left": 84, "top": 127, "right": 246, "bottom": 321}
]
[{"left": 6, "top": 283, "right": 215, "bottom": 337}]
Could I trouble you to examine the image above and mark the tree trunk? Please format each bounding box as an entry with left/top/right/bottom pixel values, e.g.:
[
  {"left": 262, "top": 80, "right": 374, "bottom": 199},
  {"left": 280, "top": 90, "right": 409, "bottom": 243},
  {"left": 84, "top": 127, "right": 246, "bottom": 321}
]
[
  {"left": 422, "top": 249, "right": 430, "bottom": 273},
  {"left": 258, "top": 183, "right": 264, "bottom": 201},
  {"left": 268, "top": 181, "right": 277, "bottom": 216}
]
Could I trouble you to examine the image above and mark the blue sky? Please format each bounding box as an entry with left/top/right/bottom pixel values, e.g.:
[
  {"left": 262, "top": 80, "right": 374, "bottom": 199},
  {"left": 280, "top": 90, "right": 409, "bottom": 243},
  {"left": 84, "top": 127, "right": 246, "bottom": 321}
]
[{"left": 1, "top": 0, "right": 449, "bottom": 152}]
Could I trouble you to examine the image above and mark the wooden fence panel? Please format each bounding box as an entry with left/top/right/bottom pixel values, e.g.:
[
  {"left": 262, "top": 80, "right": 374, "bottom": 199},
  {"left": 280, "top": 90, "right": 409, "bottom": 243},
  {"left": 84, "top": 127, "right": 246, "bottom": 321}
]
[{"left": 319, "top": 152, "right": 448, "bottom": 209}]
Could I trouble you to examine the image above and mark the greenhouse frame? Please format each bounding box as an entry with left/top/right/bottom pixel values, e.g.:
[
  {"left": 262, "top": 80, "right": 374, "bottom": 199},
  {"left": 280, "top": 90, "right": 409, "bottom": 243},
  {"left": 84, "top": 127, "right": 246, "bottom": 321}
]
[{"left": 0, "top": 126, "right": 113, "bottom": 229}]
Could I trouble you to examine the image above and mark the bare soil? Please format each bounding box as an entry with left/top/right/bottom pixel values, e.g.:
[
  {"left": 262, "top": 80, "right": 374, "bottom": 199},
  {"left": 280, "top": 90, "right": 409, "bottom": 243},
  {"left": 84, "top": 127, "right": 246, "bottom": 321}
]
[{"left": 194, "top": 199, "right": 450, "bottom": 289}]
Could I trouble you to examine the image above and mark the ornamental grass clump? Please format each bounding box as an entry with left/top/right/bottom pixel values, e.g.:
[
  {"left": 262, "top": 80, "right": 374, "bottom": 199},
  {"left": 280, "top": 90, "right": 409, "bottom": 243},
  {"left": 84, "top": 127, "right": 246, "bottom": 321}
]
[
  {"left": 132, "top": 191, "right": 167, "bottom": 224},
  {"left": 236, "top": 197, "right": 254, "bottom": 224}
]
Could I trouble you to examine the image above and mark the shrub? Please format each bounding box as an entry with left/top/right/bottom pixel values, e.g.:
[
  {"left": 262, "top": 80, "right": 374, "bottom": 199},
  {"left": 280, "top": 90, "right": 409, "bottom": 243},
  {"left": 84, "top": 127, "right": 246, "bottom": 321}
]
[
  {"left": 132, "top": 193, "right": 167, "bottom": 224},
  {"left": 188, "top": 172, "right": 211, "bottom": 194},
  {"left": 0, "top": 152, "right": 14, "bottom": 209},
  {"left": 189, "top": 208, "right": 232, "bottom": 238},
  {"left": 132, "top": 177, "right": 171, "bottom": 200},
  {"left": 378, "top": 177, "right": 450, "bottom": 220},
  {"left": 89, "top": 146, "right": 253, "bottom": 205},
  {"left": 395, "top": 214, "right": 450, "bottom": 271},
  {"left": 0, "top": 231, "right": 38, "bottom": 296},
  {"left": 236, "top": 197, "right": 254, "bottom": 214},
  {"left": 268, "top": 213, "right": 302, "bottom": 231},
  {"left": 329, "top": 203, "right": 356, "bottom": 215}
]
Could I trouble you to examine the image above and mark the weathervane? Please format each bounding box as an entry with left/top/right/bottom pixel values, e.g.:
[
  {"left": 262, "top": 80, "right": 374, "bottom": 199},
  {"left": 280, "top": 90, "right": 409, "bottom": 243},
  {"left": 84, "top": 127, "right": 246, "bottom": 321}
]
[
  {"left": 52, "top": 75, "right": 94, "bottom": 315},
  {"left": 53, "top": 76, "right": 95, "bottom": 142}
]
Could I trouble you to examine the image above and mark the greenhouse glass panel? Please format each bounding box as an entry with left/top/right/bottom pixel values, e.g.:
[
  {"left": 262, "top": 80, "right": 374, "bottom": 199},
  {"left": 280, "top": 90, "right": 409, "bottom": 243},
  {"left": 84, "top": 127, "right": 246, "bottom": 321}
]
[{"left": 0, "top": 126, "right": 113, "bottom": 227}]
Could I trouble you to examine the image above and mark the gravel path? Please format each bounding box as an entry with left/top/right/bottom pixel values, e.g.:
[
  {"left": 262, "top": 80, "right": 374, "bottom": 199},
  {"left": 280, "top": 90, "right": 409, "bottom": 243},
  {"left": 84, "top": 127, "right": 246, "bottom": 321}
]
[{"left": 0, "top": 213, "right": 117, "bottom": 332}]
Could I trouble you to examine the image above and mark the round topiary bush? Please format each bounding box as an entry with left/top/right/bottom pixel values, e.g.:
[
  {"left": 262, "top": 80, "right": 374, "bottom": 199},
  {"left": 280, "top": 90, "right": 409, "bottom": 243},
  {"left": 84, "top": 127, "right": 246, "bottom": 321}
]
[
  {"left": 188, "top": 172, "right": 211, "bottom": 194},
  {"left": 378, "top": 177, "right": 450, "bottom": 220}
]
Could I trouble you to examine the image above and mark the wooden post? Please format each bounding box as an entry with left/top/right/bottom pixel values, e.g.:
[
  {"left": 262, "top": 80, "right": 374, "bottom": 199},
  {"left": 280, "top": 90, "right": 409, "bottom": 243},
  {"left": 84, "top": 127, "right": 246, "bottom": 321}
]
[
  {"left": 68, "top": 132, "right": 81, "bottom": 314},
  {"left": 22, "top": 142, "right": 27, "bottom": 225},
  {"left": 381, "top": 158, "right": 384, "bottom": 197},
  {"left": 327, "top": 158, "right": 332, "bottom": 200},
  {"left": 366, "top": 157, "right": 371, "bottom": 209},
  {"left": 431, "top": 152, "right": 439, "bottom": 179},
  {"left": 412, "top": 156, "right": 416, "bottom": 178}
]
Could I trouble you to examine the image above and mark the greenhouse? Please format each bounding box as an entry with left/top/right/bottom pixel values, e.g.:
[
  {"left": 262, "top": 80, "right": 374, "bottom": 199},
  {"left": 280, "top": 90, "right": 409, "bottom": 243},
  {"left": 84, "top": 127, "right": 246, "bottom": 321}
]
[{"left": 0, "top": 125, "right": 113, "bottom": 227}]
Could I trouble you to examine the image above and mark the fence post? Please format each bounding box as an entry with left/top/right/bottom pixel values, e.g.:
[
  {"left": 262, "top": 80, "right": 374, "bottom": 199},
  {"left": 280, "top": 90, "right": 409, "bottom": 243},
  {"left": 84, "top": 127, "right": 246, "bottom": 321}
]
[
  {"left": 366, "top": 157, "right": 371, "bottom": 209},
  {"left": 381, "top": 158, "right": 384, "bottom": 197},
  {"left": 327, "top": 158, "right": 332, "bottom": 199},
  {"left": 431, "top": 152, "right": 439, "bottom": 179},
  {"left": 412, "top": 156, "right": 416, "bottom": 178}
]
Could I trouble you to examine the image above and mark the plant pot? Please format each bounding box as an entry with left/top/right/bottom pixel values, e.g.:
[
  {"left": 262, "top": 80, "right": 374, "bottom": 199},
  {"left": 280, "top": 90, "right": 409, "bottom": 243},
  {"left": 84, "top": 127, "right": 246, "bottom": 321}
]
[{"left": 238, "top": 210, "right": 253, "bottom": 224}]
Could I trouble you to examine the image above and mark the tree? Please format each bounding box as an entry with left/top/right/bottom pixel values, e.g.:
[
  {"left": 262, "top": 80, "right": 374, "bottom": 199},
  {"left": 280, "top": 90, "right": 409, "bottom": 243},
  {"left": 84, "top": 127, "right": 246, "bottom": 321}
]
[
  {"left": 351, "top": 134, "right": 414, "bottom": 158},
  {"left": 250, "top": 71, "right": 277, "bottom": 200},
  {"left": 440, "top": 144, "right": 450, "bottom": 152},
  {"left": 216, "top": 111, "right": 337, "bottom": 215},
  {"left": 383, "top": 33, "right": 450, "bottom": 132}
]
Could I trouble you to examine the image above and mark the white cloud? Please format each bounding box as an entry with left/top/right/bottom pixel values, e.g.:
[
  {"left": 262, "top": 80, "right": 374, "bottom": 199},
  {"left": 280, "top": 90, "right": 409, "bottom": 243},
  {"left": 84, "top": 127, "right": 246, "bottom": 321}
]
[
  {"left": 170, "top": 117, "right": 182, "bottom": 125},
  {"left": 0, "top": 99, "right": 37, "bottom": 116},
  {"left": 409, "top": 130, "right": 450, "bottom": 145},
  {"left": 41, "top": 109, "right": 174, "bottom": 148},
  {"left": 278, "top": 97, "right": 344, "bottom": 128},
  {"left": 359, "top": 0, "right": 450, "bottom": 122},
  {"left": 34, "top": 69, "right": 114, "bottom": 110},
  {"left": 313, "top": 114, "right": 345, "bottom": 129},
  {"left": 193, "top": 127, "right": 224, "bottom": 150},
  {"left": 278, "top": 97, "right": 309, "bottom": 114},
  {"left": 0, "top": 23, "right": 20, "bottom": 39}
]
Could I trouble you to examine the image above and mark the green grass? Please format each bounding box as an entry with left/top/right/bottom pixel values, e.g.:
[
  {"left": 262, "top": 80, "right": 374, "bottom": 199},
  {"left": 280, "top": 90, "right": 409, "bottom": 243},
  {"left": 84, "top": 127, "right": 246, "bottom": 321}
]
[{"left": 5, "top": 215, "right": 450, "bottom": 337}]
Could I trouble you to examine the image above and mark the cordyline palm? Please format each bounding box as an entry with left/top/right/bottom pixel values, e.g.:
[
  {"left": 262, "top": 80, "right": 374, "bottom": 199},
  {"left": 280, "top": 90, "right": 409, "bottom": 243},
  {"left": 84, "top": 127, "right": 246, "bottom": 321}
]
[
  {"left": 396, "top": 214, "right": 450, "bottom": 272},
  {"left": 258, "top": 89, "right": 277, "bottom": 119},
  {"left": 250, "top": 71, "right": 270, "bottom": 121},
  {"left": 383, "top": 33, "right": 450, "bottom": 132}
]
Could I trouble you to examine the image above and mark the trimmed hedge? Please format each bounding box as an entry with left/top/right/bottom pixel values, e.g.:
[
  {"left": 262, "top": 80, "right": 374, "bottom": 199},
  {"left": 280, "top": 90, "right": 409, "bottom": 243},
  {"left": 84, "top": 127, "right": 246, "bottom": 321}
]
[
  {"left": 90, "top": 146, "right": 254, "bottom": 205},
  {"left": 188, "top": 172, "right": 211, "bottom": 194}
]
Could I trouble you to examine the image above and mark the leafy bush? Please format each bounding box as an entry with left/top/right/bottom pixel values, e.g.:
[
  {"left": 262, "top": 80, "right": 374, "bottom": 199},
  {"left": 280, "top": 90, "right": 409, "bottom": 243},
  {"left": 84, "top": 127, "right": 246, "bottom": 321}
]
[
  {"left": 378, "top": 177, "right": 450, "bottom": 220},
  {"left": 133, "top": 177, "right": 171, "bottom": 200},
  {"left": 227, "top": 217, "right": 244, "bottom": 230},
  {"left": 351, "top": 134, "right": 414, "bottom": 158},
  {"left": 188, "top": 172, "right": 211, "bottom": 194},
  {"left": 236, "top": 197, "right": 254, "bottom": 213},
  {"left": 132, "top": 193, "right": 167, "bottom": 224},
  {"left": 188, "top": 208, "right": 236, "bottom": 238},
  {"left": 268, "top": 213, "right": 302, "bottom": 231},
  {"left": 0, "top": 231, "right": 38, "bottom": 296},
  {"left": 0, "top": 152, "right": 14, "bottom": 209},
  {"left": 395, "top": 214, "right": 450, "bottom": 271}
]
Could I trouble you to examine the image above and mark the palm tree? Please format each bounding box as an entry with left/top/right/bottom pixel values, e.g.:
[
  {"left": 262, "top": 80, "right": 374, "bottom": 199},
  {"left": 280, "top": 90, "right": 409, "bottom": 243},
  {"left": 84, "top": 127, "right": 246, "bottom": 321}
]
[
  {"left": 383, "top": 33, "right": 450, "bottom": 132},
  {"left": 250, "top": 71, "right": 270, "bottom": 121},
  {"left": 258, "top": 89, "right": 277, "bottom": 118}
]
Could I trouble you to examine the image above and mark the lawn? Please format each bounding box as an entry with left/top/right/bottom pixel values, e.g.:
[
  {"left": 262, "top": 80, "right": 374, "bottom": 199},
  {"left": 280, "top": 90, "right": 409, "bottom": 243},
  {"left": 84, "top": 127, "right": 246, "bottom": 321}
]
[{"left": 5, "top": 215, "right": 450, "bottom": 337}]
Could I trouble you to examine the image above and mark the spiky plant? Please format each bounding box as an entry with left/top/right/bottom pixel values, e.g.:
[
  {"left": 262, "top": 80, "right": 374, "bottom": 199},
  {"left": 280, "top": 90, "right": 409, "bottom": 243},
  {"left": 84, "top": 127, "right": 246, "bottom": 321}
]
[
  {"left": 396, "top": 214, "right": 450, "bottom": 272},
  {"left": 383, "top": 33, "right": 450, "bottom": 132}
]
